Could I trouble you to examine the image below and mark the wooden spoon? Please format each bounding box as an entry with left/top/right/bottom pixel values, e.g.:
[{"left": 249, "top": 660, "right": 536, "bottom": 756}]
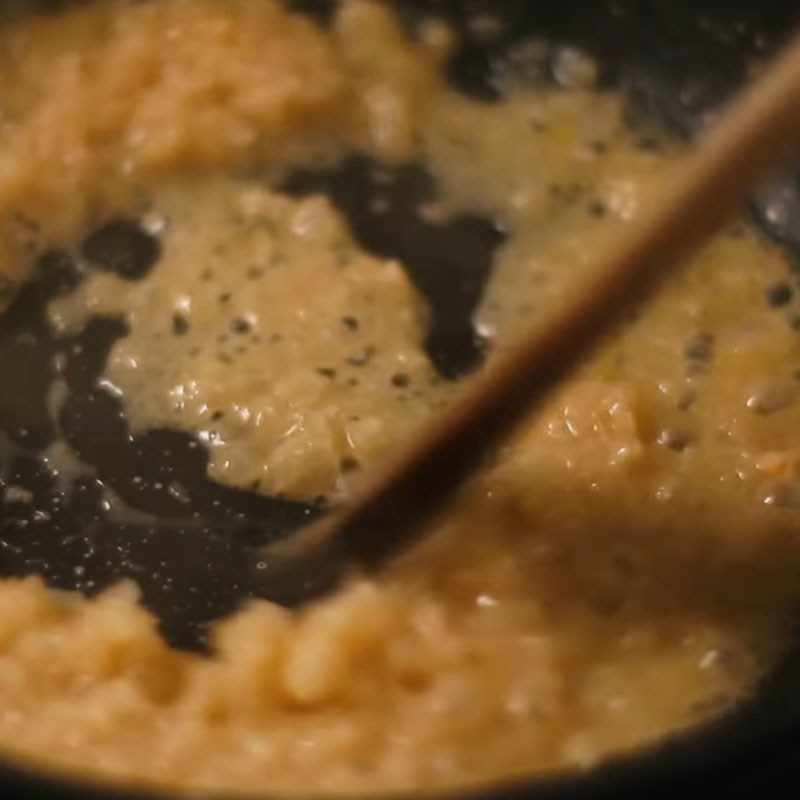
[{"left": 257, "top": 29, "right": 800, "bottom": 606}]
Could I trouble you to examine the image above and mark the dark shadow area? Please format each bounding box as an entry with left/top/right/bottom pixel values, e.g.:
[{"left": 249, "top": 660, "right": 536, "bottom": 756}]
[
  {"left": 283, "top": 157, "right": 504, "bottom": 379},
  {"left": 0, "top": 244, "right": 323, "bottom": 651}
]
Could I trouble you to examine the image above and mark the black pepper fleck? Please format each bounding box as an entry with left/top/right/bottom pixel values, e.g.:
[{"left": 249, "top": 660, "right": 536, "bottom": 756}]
[
  {"left": 684, "top": 333, "right": 714, "bottom": 362},
  {"left": 391, "top": 373, "right": 411, "bottom": 388},
  {"left": 341, "top": 456, "right": 360, "bottom": 472},
  {"left": 218, "top": 292, "right": 232, "bottom": 304},
  {"left": 230, "top": 317, "right": 251, "bottom": 335},
  {"left": 316, "top": 367, "right": 337, "bottom": 379},
  {"left": 766, "top": 282, "right": 793, "bottom": 308},
  {"left": 171, "top": 314, "right": 189, "bottom": 336},
  {"left": 587, "top": 200, "right": 607, "bottom": 217},
  {"left": 589, "top": 139, "right": 607, "bottom": 154},
  {"left": 342, "top": 316, "right": 359, "bottom": 331}
]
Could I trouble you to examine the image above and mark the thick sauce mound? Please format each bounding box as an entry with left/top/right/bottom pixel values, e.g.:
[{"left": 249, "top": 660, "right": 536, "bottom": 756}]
[
  {"left": 50, "top": 180, "right": 449, "bottom": 497},
  {"left": 0, "top": 0, "right": 800, "bottom": 796},
  {"left": 0, "top": 0, "right": 442, "bottom": 292}
]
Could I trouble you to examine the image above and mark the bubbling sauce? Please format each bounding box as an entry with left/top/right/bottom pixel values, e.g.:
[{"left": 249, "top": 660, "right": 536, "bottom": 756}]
[
  {"left": 0, "top": 0, "right": 799, "bottom": 796},
  {"left": 50, "top": 180, "right": 451, "bottom": 498}
]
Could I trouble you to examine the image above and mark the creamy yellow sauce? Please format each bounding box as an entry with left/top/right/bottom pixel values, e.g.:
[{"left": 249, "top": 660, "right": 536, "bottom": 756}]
[
  {"left": 0, "top": 0, "right": 444, "bottom": 291},
  {"left": 0, "top": 0, "right": 800, "bottom": 796},
  {"left": 49, "top": 179, "right": 450, "bottom": 497}
]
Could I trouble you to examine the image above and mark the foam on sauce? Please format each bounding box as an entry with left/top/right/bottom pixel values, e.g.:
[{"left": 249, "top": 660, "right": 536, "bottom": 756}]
[
  {"left": 0, "top": 0, "right": 799, "bottom": 796},
  {"left": 50, "top": 180, "right": 450, "bottom": 498}
]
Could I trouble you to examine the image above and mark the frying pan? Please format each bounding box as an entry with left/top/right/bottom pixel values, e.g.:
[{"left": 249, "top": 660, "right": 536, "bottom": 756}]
[{"left": 2, "top": 0, "right": 800, "bottom": 797}]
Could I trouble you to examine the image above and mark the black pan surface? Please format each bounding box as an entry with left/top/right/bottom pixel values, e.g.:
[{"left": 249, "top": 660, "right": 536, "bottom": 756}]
[{"left": 2, "top": 0, "right": 800, "bottom": 797}]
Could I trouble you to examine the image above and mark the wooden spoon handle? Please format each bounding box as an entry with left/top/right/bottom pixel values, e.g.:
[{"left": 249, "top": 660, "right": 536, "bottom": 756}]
[{"left": 275, "top": 30, "right": 800, "bottom": 575}]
